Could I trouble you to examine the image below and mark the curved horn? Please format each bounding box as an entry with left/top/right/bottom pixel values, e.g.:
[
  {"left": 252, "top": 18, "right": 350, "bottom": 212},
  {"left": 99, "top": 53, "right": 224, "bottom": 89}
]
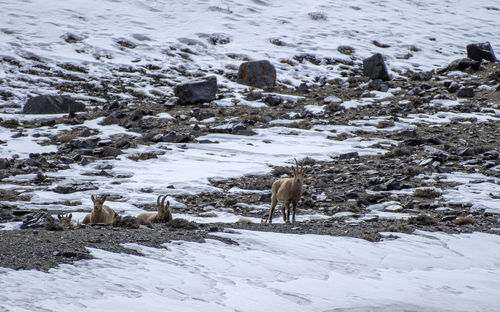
[
  {"left": 160, "top": 195, "right": 167, "bottom": 209},
  {"left": 294, "top": 158, "right": 299, "bottom": 168},
  {"left": 157, "top": 195, "right": 161, "bottom": 206}
]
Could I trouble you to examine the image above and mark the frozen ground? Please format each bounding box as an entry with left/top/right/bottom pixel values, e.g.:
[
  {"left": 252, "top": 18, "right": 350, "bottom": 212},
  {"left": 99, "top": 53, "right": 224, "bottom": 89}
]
[{"left": 1, "top": 230, "right": 500, "bottom": 312}]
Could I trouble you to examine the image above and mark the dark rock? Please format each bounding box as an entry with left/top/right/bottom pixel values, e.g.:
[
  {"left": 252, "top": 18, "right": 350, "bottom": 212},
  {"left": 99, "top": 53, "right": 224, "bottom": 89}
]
[
  {"left": 372, "top": 40, "right": 390, "bottom": 48},
  {"left": 130, "top": 109, "right": 143, "bottom": 121},
  {"left": 237, "top": 60, "right": 276, "bottom": 88},
  {"left": 363, "top": 53, "right": 390, "bottom": 81},
  {"left": 0, "top": 172, "right": 8, "bottom": 180},
  {"left": 295, "top": 82, "right": 309, "bottom": 93},
  {"left": 466, "top": 42, "right": 497, "bottom": 62},
  {"left": 0, "top": 158, "right": 10, "bottom": 169},
  {"left": 263, "top": 94, "right": 283, "bottom": 106},
  {"left": 231, "top": 124, "right": 257, "bottom": 136},
  {"left": 207, "top": 33, "right": 231, "bottom": 45},
  {"left": 457, "top": 87, "right": 474, "bottom": 98},
  {"left": 21, "top": 211, "right": 57, "bottom": 229},
  {"left": 337, "top": 45, "right": 355, "bottom": 55},
  {"left": 447, "top": 82, "right": 460, "bottom": 93},
  {"left": 52, "top": 180, "right": 98, "bottom": 194},
  {"left": 409, "top": 214, "right": 437, "bottom": 225},
  {"left": 162, "top": 132, "right": 191, "bottom": 143},
  {"left": 339, "top": 152, "right": 359, "bottom": 160},
  {"left": 401, "top": 138, "right": 426, "bottom": 146},
  {"left": 98, "top": 146, "right": 122, "bottom": 157},
  {"left": 442, "top": 58, "right": 480, "bottom": 72},
  {"left": 368, "top": 79, "right": 389, "bottom": 92},
  {"left": 167, "top": 218, "right": 198, "bottom": 230},
  {"left": 412, "top": 71, "right": 433, "bottom": 81},
  {"left": 384, "top": 178, "right": 402, "bottom": 191},
  {"left": 23, "top": 95, "right": 85, "bottom": 114},
  {"left": 174, "top": 76, "right": 217, "bottom": 105}
]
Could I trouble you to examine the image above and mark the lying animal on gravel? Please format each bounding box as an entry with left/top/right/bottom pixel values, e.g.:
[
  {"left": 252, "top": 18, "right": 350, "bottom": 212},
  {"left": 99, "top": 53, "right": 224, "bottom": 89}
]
[
  {"left": 82, "top": 195, "right": 119, "bottom": 225},
  {"left": 266, "top": 159, "right": 306, "bottom": 224},
  {"left": 137, "top": 195, "right": 173, "bottom": 224},
  {"left": 57, "top": 213, "right": 73, "bottom": 228}
]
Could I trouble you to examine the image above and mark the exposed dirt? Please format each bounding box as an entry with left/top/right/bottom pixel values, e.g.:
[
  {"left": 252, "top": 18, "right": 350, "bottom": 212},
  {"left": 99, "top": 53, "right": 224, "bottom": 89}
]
[{"left": 1, "top": 57, "right": 499, "bottom": 272}]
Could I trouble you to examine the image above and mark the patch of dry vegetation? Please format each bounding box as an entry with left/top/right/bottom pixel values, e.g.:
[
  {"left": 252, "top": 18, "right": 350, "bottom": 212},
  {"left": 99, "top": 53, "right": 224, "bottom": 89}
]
[{"left": 413, "top": 188, "right": 441, "bottom": 198}]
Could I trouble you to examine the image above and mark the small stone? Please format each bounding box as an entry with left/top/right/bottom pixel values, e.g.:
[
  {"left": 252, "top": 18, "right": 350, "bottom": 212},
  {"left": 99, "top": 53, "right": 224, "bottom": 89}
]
[
  {"left": 457, "top": 87, "right": 474, "bottom": 98},
  {"left": 339, "top": 152, "right": 359, "bottom": 160}
]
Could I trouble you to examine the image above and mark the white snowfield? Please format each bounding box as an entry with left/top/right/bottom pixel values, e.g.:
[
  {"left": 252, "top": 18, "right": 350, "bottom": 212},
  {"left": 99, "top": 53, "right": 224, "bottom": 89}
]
[{"left": 0, "top": 230, "right": 499, "bottom": 312}]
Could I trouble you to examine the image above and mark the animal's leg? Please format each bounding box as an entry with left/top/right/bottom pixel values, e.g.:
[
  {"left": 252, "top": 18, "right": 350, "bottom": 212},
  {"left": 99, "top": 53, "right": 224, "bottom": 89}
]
[
  {"left": 292, "top": 202, "right": 297, "bottom": 224},
  {"left": 281, "top": 202, "right": 287, "bottom": 222},
  {"left": 268, "top": 195, "right": 278, "bottom": 224},
  {"left": 285, "top": 202, "right": 291, "bottom": 223}
]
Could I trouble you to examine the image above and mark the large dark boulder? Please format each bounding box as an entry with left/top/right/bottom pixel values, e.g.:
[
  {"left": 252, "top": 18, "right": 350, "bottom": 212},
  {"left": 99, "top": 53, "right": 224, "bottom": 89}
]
[
  {"left": 439, "top": 58, "right": 481, "bottom": 73},
  {"left": 363, "top": 53, "right": 390, "bottom": 81},
  {"left": 23, "top": 95, "right": 85, "bottom": 114},
  {"left": 174, "top": 76, "right": 217, "bottom": 105},
  {"left": 466, "top": 42, "right": 497, "bottom": 62},
  {"left": 237, "top": 60, "right": 276, "bottom": 88}
]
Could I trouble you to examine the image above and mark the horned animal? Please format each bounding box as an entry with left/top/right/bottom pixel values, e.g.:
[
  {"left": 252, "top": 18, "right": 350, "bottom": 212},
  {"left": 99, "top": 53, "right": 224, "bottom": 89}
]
[
  {"left": 267, "top": 159, "right": 306, "bottom": 224},
  {"left": 82, "top": 195, "right": 119, "bottom": 225},
  {"left": 57, "top": 213, "right": 73, "bottom": 228},
  {"left": 137, "top": 195, "right": 172, "bottom": 224}
]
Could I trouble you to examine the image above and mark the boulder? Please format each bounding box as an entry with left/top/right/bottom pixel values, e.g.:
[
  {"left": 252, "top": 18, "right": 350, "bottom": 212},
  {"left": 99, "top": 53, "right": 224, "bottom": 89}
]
[
  {"left": 174, "top": 76, "right": 217, "bottom": 105},
  {"left": 466, "top": 42, "right": 497, "bottom": 62},
  {"left": 442, "top": 58, "right": 480, "bottom": 73},
  {"left": 23, "top": 95, "right": 85, "bottom": 114},
  {"left": 457, "top": 87, "right": 474, "bottom": 98},
  {"left": 237, "top": 60, "right": 276, "bottom": 88},
  {"left": 363, "top": 53, "right": 390, "bottom": 81},
  {"left": 21, "top": 211, "right": 57, "bottom": 229}
]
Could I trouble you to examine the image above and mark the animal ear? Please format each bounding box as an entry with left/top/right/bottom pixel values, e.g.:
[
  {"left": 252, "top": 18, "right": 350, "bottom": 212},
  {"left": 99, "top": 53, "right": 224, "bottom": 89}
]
[{"left": 91, "top": 195, "right": 95, "bottom": 203}]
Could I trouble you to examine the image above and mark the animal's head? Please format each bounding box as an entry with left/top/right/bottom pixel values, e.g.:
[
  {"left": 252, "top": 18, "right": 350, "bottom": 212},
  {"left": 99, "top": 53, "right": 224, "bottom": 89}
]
[
  {"left": 57, "top": 213, "right": 73, "bottom": 226},
  {"left": 292, "top": 159, "right": 307, "bottom": 184},
  {"left": 91, "top": 195, "right": 107, "bottom": 211},
  {"left": 157, "top": 195, "right": 171, "bottom": 219}
]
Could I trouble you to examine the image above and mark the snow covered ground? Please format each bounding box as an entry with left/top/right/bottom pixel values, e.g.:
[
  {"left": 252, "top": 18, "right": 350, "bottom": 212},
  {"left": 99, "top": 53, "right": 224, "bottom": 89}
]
[{"left": 1, "top": 230, "right": 499, "bottom": 312}]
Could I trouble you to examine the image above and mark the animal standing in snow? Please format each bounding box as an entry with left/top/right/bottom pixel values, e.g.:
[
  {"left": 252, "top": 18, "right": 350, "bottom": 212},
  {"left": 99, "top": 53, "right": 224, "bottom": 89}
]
[
  {"left": 82, "top": 195, "right": 119, "bottom": 225},
  {"left": 137, "top": 195, "right": 173, "bottom": 224},
  {"left": 266, "top": 159, "right": 306, "bottom": 224}
]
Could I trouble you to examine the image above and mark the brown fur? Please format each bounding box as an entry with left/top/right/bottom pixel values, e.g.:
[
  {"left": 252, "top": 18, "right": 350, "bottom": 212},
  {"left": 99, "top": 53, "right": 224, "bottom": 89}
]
[
  {"left": 267, "top": 160, "right": 306, "bottom": 224},
  {"left": 57, "top": 213, "right": 73, "bottom": 228},
  {"left": 137, "top": 195, "right": 173, "bottom": 224},
  {"left": 82, "top": 195, "right": 119, "bottom": 225}
]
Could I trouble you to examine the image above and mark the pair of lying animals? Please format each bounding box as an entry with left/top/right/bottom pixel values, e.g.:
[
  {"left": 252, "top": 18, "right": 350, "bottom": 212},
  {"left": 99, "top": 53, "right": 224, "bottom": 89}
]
[
  {"left": 58, "top": 195, "right": 173, "bottom": 226},
  {"left": 59, "top": 160, "right": 307, "bottom": 226}
]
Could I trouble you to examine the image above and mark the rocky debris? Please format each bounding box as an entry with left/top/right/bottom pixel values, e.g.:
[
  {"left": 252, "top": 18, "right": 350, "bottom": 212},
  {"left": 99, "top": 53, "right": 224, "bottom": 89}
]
[
  {"left": 368, "top": 79, "right": 389, "bottom": 92},
  {"left": 174, "top": 76, "right": 217, "bottom": 105},
  {"left": 23, "top": 95, "right": 85, "bottom": 114},
  {"left": 21, "top": 211, "right": 58, "bottom": 229},
  {"left": 167, "top": 218, "right": 199, "bottom": 230},
  {"left": 363, "top": 53, "right": 390, "bottom": 81},
  {"left": 372, "top": 40, "right": 390, "bottom": 48},
  {"left": 466, "top": 42, "right": 497, "bottom": 62},
  {"left": 52, "top": 180, "right": 98, "bottom": 194},
  {"left": 457, "top": 87, "right": 474, "bottom": 98},
  {"left": 440, "top": 58, "right": 480, "bottom": 73},
  {"left": 160, "top": 131, "right": 192, "bottom": 143},
  {"left": 207, "top": 33, "right": 231, "bottom": 45},
  {"left": 237, "top": 60, "right": 276, "bottom": 88},
  {"left": 337, "top": 45, "right": 355, "bottom": 55}
]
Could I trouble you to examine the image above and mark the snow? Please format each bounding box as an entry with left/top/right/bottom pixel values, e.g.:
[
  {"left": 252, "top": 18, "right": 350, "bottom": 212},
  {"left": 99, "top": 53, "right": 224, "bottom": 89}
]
[{"left": 1, "top": 230, "right": 499, "bottom": 312}]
